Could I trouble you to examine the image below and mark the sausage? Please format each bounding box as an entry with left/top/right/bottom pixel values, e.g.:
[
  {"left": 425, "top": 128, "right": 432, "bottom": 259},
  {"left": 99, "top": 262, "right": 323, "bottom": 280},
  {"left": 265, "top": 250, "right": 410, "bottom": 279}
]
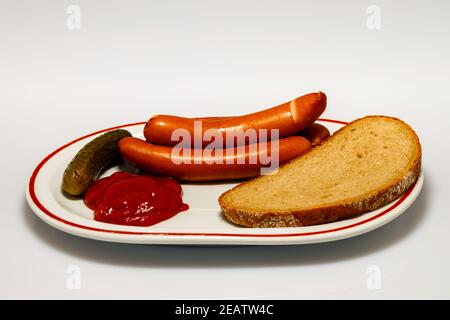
[
  {"left": 144, "top": 92, "right": 326, "bottom": 148},
  {"left": 120, "top": 136, "right": 311, "bottom": 181},
  {"left": 298, "top": 123, "right": 330, "bottom": 146},
  {"left": 119, "top": 136, "right": 311, "bottom": 181}
]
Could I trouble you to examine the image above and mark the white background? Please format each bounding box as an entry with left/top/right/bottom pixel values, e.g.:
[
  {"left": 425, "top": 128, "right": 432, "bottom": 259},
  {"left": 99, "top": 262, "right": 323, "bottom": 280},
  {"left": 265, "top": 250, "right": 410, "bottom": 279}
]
[{"left": 1, "top": 0, "right": 449, "bottom": 299}]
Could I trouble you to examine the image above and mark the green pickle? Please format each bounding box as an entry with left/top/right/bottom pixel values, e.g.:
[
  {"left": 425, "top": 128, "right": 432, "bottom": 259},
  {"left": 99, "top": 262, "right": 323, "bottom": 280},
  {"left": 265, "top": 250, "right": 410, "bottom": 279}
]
[{"left": 62, "top": 129, "right": 132, "bottom": 196}]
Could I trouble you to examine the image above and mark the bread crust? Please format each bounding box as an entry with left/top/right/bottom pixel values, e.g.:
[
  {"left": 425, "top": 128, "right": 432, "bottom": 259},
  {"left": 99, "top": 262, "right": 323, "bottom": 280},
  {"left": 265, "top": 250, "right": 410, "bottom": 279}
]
[{"left": 218, "top": 116, "right": 422, "bottom": 228}]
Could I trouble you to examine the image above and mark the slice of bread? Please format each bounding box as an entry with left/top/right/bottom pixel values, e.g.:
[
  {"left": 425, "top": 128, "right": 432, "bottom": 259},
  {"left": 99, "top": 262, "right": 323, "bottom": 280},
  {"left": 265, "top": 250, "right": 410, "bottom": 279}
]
[{"left": 219, "top": 116, "right": 421, "bottom": 227}]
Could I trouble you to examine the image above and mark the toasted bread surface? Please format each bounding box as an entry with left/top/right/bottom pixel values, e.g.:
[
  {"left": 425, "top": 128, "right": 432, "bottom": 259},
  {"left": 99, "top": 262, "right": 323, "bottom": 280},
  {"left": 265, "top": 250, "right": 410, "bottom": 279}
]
[{"left": 219, "top": 116, "right": 421, "bottom": 227}]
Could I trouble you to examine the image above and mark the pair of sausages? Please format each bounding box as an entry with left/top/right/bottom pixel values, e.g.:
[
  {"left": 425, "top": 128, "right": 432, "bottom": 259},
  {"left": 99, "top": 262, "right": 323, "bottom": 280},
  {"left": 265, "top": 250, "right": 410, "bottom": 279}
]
[
  {"left": 119, "top": 92, "right": 329, "bottom": 181},
  {"left": 144, "top": 92, "right": 327, "bottom": 147}
]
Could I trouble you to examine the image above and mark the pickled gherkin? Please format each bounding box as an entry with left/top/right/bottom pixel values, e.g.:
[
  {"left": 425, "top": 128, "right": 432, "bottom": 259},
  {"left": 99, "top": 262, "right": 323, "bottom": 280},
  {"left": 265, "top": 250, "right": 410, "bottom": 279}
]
[{"left": 62, "top": 129, "right": 132, "bottom": 196}]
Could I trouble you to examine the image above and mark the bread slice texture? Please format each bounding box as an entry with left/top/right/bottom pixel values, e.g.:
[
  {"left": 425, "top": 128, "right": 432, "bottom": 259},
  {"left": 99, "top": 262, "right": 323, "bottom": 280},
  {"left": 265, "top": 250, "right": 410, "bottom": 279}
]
[{"left": 219, "top": 116, "right": 421, "bottom": 228}]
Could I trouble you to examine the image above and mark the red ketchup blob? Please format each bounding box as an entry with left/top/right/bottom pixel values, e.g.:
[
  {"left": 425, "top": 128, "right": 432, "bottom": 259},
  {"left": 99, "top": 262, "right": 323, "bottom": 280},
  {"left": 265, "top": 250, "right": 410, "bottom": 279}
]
[{"left": 84, "top": 172, "right": 189, "bottom": 226}]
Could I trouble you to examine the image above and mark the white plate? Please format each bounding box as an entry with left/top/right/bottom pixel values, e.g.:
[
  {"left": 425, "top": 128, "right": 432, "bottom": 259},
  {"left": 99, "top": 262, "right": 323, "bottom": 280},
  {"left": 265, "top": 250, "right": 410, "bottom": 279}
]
[{"left": 26, "top": 119, "right": 424, "bottom": 245}]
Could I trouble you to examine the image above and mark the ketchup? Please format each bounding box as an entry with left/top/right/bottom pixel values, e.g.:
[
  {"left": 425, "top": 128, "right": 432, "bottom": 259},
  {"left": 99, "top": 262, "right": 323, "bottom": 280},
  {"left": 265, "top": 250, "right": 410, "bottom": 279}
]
[{"left": 84, "top": 172, "right": 189, "bottom": 226}]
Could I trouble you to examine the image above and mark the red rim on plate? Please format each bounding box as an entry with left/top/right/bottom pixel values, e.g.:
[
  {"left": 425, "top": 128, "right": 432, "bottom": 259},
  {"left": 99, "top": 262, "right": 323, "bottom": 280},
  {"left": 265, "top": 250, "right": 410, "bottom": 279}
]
[{"left": 28, "top": 119, "right": 416, "bottom": 237}]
